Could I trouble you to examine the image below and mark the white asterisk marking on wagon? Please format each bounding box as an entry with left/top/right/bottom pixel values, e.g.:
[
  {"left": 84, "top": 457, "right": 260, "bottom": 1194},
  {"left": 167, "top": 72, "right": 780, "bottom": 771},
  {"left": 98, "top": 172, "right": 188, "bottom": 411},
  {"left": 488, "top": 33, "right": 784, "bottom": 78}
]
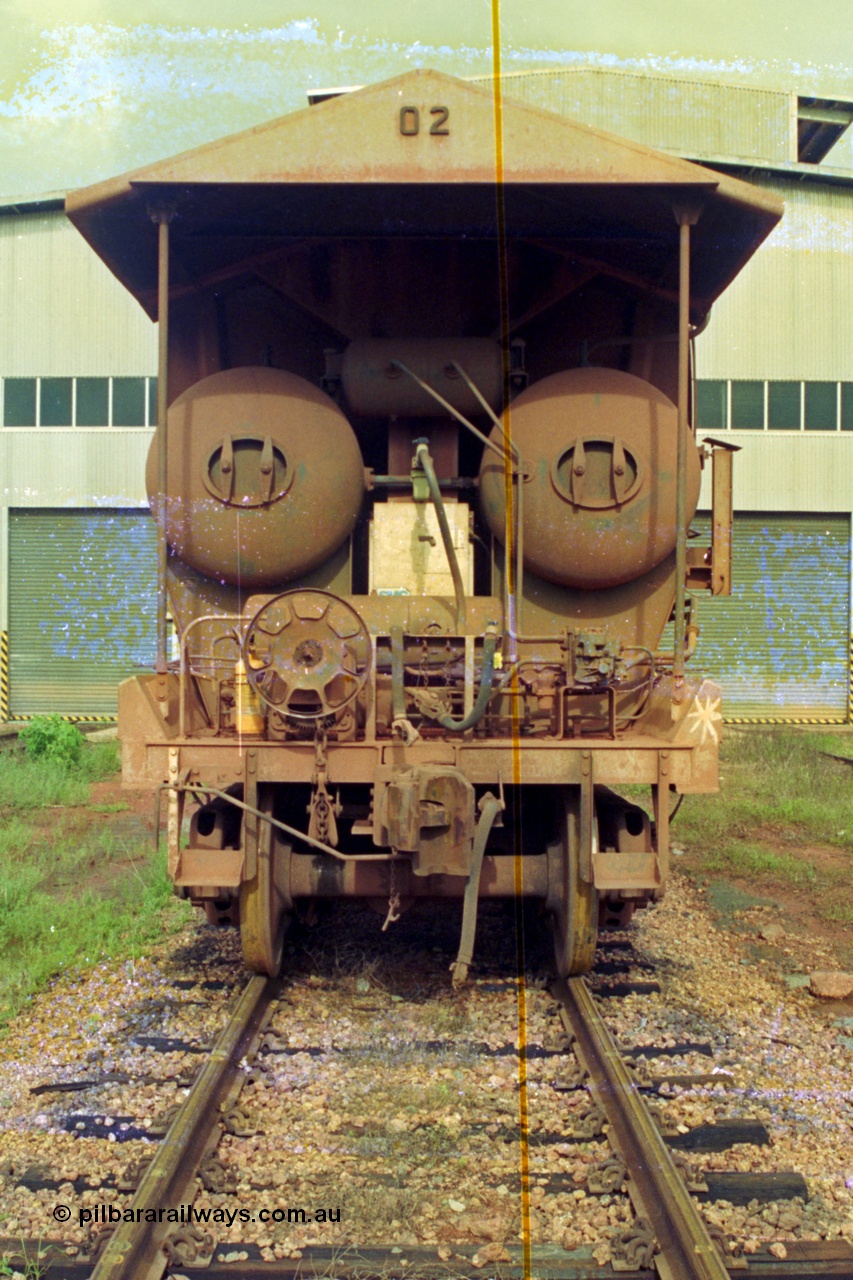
[{"left": 686, "top": 692, "right": 723, "bottom": 744}]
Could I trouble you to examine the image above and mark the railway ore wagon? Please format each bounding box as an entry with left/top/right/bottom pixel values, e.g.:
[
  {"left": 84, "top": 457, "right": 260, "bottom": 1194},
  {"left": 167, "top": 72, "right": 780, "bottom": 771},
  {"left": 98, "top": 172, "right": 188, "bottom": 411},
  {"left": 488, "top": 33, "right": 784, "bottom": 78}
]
[{"left": 67, "top": 69, "right": 782, "bottom": 979}]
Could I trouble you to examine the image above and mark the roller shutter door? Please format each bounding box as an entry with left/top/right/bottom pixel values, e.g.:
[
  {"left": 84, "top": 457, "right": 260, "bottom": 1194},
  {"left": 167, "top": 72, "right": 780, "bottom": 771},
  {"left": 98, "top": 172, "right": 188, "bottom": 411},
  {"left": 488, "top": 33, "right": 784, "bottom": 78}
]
[
  {"left": 8, "top": 510, "right": 156, "bottom": 716},
  {"left": 694, "top": 513, "right": 850, "bottom": 719}
]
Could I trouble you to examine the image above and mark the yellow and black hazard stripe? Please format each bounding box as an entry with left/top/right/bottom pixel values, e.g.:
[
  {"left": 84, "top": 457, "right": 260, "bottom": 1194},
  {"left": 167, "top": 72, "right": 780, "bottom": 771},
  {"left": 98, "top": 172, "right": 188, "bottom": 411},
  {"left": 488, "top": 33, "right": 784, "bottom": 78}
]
[
  {"left": 5, "top": 713, "right": 117, "bottom": 724},
  {"left": 63, "top": 714, "right": 116, "bottom": 723},
  {"left": 725, "top": 716, "right": 847, "bottom": 726},
  {"left": 0, "top": 631, "right": 8, "bottom": 722}
]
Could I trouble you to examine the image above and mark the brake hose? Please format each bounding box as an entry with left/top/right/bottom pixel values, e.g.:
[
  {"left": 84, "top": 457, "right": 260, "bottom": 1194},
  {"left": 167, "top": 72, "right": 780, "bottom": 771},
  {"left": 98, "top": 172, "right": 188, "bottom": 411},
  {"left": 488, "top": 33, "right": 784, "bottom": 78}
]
[{"left": 436, "top": 628, "right": 499, "bottom": 733}]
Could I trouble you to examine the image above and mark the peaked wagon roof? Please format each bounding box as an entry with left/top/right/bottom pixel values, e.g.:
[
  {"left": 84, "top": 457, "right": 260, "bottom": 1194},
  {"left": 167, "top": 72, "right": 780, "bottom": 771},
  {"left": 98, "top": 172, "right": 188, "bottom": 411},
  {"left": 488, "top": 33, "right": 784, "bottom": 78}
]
[{"left": 66, "top": 67, "right": 782, "bottom": 320}]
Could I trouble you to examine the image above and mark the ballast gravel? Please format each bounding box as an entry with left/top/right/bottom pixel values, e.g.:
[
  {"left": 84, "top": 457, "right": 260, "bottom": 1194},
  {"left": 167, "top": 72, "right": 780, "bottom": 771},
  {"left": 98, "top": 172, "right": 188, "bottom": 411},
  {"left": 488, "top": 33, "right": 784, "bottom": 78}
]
[{"left": 0, "top": 872, "right": 850, "bottom": 1268}]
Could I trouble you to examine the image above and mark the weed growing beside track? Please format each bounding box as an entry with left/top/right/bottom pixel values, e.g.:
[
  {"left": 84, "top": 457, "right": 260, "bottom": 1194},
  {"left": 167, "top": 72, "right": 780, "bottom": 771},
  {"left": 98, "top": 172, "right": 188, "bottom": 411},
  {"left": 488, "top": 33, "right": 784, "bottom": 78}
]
[{"left": 0, "top": 738, "right": 189, "bottom": 1030}]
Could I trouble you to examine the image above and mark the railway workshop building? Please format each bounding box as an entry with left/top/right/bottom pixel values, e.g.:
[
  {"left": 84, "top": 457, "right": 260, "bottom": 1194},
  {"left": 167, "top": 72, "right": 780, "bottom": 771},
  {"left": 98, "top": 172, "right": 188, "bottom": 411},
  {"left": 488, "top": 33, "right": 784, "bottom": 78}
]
[{"left": 1, "top": 67, "right": 852, "bottom": 723}]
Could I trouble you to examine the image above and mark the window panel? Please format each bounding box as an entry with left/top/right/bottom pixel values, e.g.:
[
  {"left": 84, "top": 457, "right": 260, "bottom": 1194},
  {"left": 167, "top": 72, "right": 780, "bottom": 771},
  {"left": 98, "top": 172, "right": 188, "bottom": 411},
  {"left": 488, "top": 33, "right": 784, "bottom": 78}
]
[
  {"left": 112, "top": 377, "right": 146, "bottom": 426},
  {"left": 76, "top": 377, "right": 109, "bottom": 426},
  {"left": 842, "top": 384, "right": 853, "bottom": 432},
  {"left": 695, "top": 380, "right": 727, "bottom": 430},
  {"left": 767, "top": 381, "right": 800, "bottom": 430},
  {"left": 147, "top": 377, "right": 158, "bottom": 427},
  {"left": 804, "top": 381, "right": 837, "bottom": 431},
  {"left": 730, "top": 381, "right": 764, "bottom": 430},
  {"left": 40, "top": 377, "right": 73, "bottom": 426},
  {"left": 3, "top": 378, "right": 36, "bottom": 426}
]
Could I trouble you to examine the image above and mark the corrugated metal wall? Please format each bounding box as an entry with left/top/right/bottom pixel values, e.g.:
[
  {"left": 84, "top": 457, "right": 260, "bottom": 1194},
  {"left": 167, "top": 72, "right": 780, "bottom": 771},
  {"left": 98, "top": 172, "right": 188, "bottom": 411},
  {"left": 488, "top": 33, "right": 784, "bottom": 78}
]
[
  {"left": 0, "top": 211, "right": 157, "bottom": 377},
  {"left": 8, "top": 510, "right": 157, "bottom": 715},
  {"left": 696, "top": 178, "right": 853, "bottom": 380},
  {"left": 698, "top": 435, "right": 853, "bottom": 513},
  {"left": 466, "top": 73, "right": 853, "bottom": 385},
  {"left": 471, "top": 68, "right": 791, "bottom": 163},
  {"left": 0, "top": 429, "right": 151, "bottom": 506},
  {"left": 693, "top": 513, "right": 850, "bottom": 719}
]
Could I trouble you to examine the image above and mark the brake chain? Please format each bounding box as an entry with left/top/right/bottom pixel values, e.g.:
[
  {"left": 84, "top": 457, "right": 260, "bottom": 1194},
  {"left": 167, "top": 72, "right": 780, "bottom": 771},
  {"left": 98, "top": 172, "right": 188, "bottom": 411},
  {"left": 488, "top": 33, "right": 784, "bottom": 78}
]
[{"left": 307, "top": 728, "right": 340, "bottom": 847}]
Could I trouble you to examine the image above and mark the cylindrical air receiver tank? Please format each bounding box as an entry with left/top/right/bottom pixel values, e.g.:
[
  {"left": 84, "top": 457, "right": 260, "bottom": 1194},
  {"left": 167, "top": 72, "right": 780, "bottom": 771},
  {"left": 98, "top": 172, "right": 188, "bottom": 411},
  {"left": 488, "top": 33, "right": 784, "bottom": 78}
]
[
  {"left": 146, "top": 366, "right": 365, "bottom": 588},
  {"left": 341, "top": 338, "right": 502, "bottom": 417},
  {"left": 479, "top": 367, "right": 702, "bottom": 589}
]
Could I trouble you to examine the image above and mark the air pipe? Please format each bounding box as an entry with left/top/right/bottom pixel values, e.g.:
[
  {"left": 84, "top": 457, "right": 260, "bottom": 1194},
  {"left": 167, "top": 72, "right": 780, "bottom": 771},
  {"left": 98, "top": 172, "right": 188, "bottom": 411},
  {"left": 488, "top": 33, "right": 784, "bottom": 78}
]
[
  {"left": 391, "top": 358, "right": 517, "bottom": 654},
  {"left": 413, "top": 439, "right": 466, "bottom": 634}
]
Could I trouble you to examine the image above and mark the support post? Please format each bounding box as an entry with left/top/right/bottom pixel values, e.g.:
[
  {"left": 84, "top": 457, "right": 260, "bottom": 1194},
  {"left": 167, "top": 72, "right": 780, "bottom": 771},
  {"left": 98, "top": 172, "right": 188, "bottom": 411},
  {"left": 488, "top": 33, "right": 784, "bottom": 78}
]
[
  {"left": 150, "top": 205, "right": 176, "bottom": 696},
  {"left": 654, "top": 751, "right": 671, "bottom": 897},
  {"left": 672, "top": 203, "right": 702, "bottom": 706},
  {"left": 167, "top": 746, "right": 183, "bottom": 881},
  {"left": 244, "top": 749, "right": 258, "bottom": 881},
  {"left": 706, "top": 438, "right": 740, "bottom": 596},
  {"left": 579, "top": 751, "right": 594, "bottom": 884}
]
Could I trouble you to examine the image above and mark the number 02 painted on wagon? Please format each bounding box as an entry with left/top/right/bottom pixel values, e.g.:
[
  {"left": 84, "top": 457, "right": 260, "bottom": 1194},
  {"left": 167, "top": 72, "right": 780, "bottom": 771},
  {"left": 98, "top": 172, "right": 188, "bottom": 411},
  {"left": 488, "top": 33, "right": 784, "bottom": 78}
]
[{"left": 398, "top": 106, "right": 450, "bottom": 136}]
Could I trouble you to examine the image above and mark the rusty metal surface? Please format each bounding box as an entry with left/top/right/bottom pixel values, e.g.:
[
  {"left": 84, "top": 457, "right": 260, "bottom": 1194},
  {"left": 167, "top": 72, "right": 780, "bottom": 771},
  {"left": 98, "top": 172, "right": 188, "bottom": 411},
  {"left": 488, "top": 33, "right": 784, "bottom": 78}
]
[
  {"left": 708, "top": 438, "right": 737, "bottom": 596},
  {"left": 66, "top": 69, "right": 781, "bottom": 324},
  {"left": 341, "top": 338, "right": 502, "bottom": 417},
  {"left": 80, "top": 65, "right": 776, "bottom": 970},
  {"left": 146, "top": 368, "right": 364, "bottom": 589},
  {"left": 136, "top": 740, "right": 710, "bottom": 789},
  {"left": 379, "top": 765, "right": 475, "bottom": 875},
  {"left": 243, "top": 589, "right": 372, "bottom": 720},
  {"left": 286, "top": 851, "right": 548, "bottom": 900},
  {"left": 480, "top": 367, "right": 702, "bottom": 590}
]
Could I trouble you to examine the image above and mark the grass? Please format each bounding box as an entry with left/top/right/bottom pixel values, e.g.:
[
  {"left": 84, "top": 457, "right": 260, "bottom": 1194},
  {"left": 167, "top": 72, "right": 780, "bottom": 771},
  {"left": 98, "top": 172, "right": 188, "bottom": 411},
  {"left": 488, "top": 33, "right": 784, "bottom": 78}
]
[
  {"left": 698, "top": 839, "right": 818, "bottom": 886},
  {"left": 0, "top": 739, "right": 190, "bottom": 1029},
  {"left": 676, "top": 729, "right": 853, "bottom": 860},
  {"left": 0, "top": 1233, "right": 49, "bottom": 1279},
  {"left": 0, "top": 740, "right": 120, "bottom": 810},
  {"left": 664, "top": 729, "right": 853, "bottom": 941}
]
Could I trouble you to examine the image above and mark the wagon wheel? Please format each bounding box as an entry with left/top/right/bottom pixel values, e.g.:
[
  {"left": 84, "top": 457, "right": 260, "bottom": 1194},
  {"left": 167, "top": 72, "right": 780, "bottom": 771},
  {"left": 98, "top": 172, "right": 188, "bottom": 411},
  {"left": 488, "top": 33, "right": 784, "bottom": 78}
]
[
  {"left": 239, "top": 787, "right": 291, "bottom": 975},
  {"left": 546, "top": 788, "right": 599, "bottom": 976},
  {"left": 244, "top": 589, "right": 372, "bottom": 721}
]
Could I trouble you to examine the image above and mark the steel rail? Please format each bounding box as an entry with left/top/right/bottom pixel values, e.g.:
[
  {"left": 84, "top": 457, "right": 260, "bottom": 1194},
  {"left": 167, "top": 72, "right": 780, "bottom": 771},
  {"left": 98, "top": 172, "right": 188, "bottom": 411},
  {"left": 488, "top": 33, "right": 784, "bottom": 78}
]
[
  {"left": 89, "top": 973, "right": 276, "bottom": 1280},
  {"left": 554, "top": 976, "right": 730, "bottom": 1280}
]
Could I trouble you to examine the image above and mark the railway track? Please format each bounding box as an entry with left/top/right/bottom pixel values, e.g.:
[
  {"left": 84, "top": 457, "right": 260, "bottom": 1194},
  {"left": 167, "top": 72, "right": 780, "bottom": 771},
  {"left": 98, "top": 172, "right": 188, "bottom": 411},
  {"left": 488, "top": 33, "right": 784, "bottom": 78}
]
[
  {"left": 1, "top": 903, "right": 851, "bottom": 1279},
  {"left": 556, "top": 975, "right": 730, "bottom": 1279},
  {"left": 88, "top": 974, "right": 277, "bottom": 1279}
]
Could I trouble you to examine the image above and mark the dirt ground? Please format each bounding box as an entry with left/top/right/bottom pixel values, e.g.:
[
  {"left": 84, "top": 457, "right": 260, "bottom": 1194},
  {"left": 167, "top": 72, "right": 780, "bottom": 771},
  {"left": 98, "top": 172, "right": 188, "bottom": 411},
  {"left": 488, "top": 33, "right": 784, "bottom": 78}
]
[{"left": 697, "top": 860, "right": 853, "bottom": 977}]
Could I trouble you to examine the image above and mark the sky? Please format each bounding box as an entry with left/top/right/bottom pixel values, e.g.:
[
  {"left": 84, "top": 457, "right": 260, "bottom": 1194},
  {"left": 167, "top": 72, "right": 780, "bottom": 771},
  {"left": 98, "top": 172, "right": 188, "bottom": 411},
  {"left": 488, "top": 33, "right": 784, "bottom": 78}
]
[{"left": 2, "top": 1, "right": 853, "bottom": 197}]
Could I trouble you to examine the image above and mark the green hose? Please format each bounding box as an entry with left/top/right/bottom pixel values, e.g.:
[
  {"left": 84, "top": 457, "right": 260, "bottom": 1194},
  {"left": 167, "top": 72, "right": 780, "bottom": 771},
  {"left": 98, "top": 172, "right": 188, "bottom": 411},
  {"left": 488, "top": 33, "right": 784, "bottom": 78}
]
[{"left": 437, "top": 630, "right": 498, "bottom": 733}]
